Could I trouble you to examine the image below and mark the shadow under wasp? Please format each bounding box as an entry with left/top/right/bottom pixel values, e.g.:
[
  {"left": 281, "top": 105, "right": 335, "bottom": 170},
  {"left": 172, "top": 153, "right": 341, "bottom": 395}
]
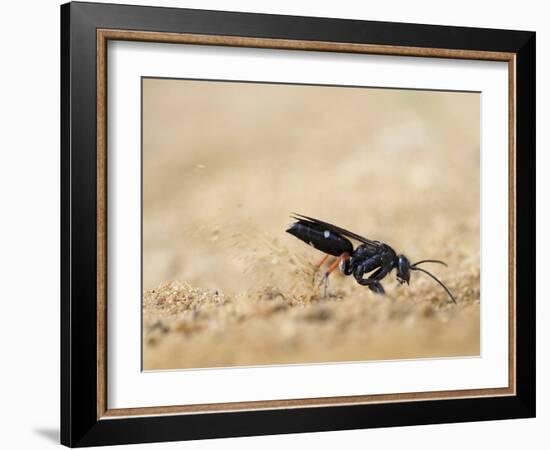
[{"left": 286, "top": 213, "right": 456, "bottom": 303}]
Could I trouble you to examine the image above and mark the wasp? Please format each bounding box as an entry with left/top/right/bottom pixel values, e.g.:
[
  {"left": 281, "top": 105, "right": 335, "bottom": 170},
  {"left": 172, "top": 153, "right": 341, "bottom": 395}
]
[{"left": 286, "top": 213, "right": 456, "bottom": 303}]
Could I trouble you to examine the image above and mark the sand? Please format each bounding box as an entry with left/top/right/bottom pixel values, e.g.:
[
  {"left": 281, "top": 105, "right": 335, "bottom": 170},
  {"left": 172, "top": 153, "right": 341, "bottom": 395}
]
[{"left": 142, "top": 78, "right": 480, "bottom": 370}]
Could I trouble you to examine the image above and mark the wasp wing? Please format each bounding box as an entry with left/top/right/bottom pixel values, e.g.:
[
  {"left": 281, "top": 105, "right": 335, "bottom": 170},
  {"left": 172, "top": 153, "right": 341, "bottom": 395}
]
[{"left": 290, "top": 213, "right": 381, "bottom": 250}]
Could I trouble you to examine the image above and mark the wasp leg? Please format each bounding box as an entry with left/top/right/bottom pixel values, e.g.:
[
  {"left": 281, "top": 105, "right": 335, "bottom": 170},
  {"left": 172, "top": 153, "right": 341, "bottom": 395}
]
[
  {"left": 367, "top": 281, "right": 385, "bottom": 295},
  {"left": 321, "top": 253, "right": 351, "bottom": 297},
  {"left": 315, "top": 254, "right": 330, "bottom": 268},
  {"left": 354, "top": 263, "right": 393, "bottom": 295},
  {"left": 355, "top": 276, "right": 386, "bottom": 294},
  {"left": 312, "top": 254, "right": 334, "bottom": 283},
  {"left": 323, "top": 274, "right": 329, "bottom": 299},
  {"left": 353, "top": 256, "right": 383, "bottom": 282}
]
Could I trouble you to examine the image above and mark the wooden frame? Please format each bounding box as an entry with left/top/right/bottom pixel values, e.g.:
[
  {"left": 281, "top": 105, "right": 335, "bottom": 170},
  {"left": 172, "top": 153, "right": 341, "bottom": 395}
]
[{"left": 61, "top": 1, "right": 535, "bottom": 447}]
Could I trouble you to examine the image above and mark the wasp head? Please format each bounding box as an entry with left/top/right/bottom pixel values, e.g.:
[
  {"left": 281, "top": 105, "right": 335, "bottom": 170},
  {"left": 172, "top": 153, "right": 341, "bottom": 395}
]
[{"left": 396, "top": 255, "right": 411, "bottom": 284}]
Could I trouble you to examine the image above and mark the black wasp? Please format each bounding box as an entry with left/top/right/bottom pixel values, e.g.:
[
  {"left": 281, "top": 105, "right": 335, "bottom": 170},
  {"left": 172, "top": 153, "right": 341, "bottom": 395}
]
[{"left": 286, "top": 213, "right": 456, "bottom": 303}]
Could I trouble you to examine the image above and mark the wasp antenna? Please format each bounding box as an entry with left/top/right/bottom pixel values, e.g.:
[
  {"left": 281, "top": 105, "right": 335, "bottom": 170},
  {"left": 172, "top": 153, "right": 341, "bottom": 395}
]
[
  {"left": 411, "top": 266, "right": 456, "bottom": 304},
  {"left": 411, "top": 259, "right": 448, "bottom": 268}
]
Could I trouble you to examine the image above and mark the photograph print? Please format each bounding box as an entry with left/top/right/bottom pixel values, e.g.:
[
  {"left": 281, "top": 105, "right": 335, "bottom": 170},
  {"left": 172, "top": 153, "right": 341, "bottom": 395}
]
[{"left": 141, "top": 77, "right": 480, "bottom": 370}]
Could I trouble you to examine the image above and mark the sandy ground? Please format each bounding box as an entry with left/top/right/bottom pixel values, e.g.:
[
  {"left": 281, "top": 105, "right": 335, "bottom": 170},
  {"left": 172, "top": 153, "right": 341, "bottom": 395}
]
[{"left": 142, "top": 78, "right": 480, "bottom": 370}]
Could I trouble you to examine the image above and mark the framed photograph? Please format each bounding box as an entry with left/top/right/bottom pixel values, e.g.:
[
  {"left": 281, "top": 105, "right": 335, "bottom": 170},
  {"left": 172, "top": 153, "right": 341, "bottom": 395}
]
[{"left": 61, "top": 1, "right": 535, "bottom": 447}]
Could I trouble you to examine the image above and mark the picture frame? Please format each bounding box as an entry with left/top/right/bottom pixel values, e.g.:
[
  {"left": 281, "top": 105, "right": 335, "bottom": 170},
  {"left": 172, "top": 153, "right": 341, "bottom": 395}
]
[{"left": 60, "top": 1, "right": 535, "bottom": 447}]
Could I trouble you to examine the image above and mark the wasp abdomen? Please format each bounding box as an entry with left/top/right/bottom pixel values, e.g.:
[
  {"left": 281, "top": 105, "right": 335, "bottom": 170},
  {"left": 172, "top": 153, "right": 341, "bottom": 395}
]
[{"left": 286, "top": 222, "right": 353, "bottom": 257}]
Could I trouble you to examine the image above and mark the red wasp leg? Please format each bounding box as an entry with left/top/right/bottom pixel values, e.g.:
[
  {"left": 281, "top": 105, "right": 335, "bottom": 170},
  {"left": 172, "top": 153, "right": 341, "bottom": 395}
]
[
  {"left": 324, "top": 252, "right": 350, "bottom": 278},
  {"left": 325, "top": 256, "right": 341, "bottom": 277},
  {"left": 321, "top": 252, "right": 350, "bottom": 298},
  {"left": 313, "top": 254, "right": 334, "bottom": 283},
  {"left": 315, "top": 254, "right": 331, "bottom": 268}
]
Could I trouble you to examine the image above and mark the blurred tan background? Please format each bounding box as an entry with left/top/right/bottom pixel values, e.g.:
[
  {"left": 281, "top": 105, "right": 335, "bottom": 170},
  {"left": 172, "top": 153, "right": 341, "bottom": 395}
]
[{"left": 142, "top": 78, "right": 480, "bottom": 369}]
